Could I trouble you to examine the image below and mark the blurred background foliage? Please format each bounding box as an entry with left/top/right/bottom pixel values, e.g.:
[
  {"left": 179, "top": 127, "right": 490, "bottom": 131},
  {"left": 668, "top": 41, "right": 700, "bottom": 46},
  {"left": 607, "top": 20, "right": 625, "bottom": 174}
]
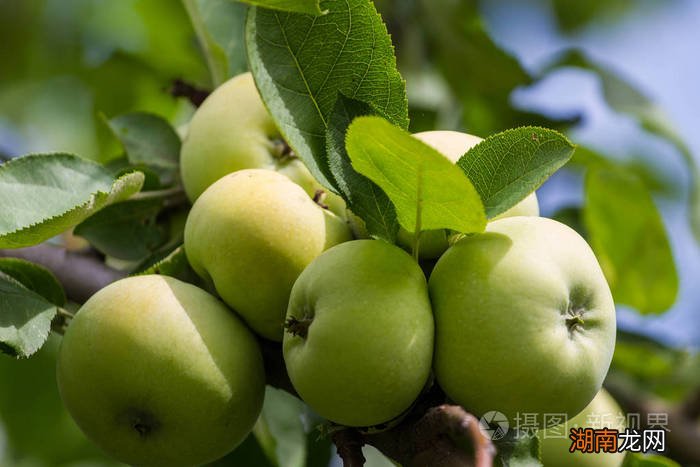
[{"left": 1, "top": 0, "right": 698, "bottom": 466}]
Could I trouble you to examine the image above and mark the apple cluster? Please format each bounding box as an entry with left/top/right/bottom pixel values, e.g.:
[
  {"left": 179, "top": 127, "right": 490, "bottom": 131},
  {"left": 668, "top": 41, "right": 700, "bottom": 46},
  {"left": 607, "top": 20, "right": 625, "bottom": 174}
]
[{"left": 55, "top": 73, "right": 617, "bottom": 466}]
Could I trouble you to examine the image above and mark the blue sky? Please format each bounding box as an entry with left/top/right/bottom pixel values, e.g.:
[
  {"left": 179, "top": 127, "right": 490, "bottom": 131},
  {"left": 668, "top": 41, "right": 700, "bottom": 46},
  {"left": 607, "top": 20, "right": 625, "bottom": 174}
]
[{"left": 482, "top": 0, "right": 700, "bottom": 348}]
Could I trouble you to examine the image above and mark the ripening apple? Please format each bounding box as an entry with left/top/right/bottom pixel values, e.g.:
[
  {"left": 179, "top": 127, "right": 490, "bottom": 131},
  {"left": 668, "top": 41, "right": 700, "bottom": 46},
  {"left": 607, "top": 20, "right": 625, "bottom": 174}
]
[
  {"left": 397, "top": 130, "right": 539, "bottom": 258},
  {"left": 429, "top": 216, "right": 616, "bottom": 425},
  {"left": 179, "top": 72, "right": 345, "bottom": 215},
  {"left": 283, "top": 240, "right": 434, "bottom": 427},
  {"left": 539, "top": 389, "right": 627, "bottom": 467},
  {"left": 184, "top": 169, "right": 352, "bottom": 341},
  {"left": 56, "top": 275, "right": 266, "bottom": 466}
]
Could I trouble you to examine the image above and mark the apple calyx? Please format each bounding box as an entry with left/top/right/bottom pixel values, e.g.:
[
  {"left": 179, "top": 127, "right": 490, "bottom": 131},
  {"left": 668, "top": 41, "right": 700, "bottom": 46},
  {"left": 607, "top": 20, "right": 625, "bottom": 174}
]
[
  {"left": 566, "top": 312, "right": 585, "bottom": 332},
  {"left": 564, "top": 287, "right": 592, "bottom": 335},
  {"left": 285, "top": 315, "right": 314, "bottom": 339},
  {"left": 120, "top": 408, "right": 159, "bottom": 438},
  {"left": 564, "top": 301, "right": 587, "bottom": 334}
]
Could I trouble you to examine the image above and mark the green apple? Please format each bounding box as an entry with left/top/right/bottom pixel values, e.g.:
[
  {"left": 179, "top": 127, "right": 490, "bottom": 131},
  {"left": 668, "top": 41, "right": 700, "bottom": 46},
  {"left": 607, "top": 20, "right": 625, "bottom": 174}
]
[
  {"left": 283, "top": 240, "right": 434, "bottom": 427},
  {"left": 184, "top": 169, "right": 352, "bottom": 341},
  {"left": 429, "top": 216, "right": 616, "bottom": 425},
  {"left": 397, "top": 130, "right": 539, "bottom": 258},
  {"left": 56, "top": 275, "right": 265, "bottom": 466},
  {"left": 179, "top": 72, "right": 346, "bottom": 216},
  {"left": 539, "top": 389, "right": 626, "bottom": 467}
]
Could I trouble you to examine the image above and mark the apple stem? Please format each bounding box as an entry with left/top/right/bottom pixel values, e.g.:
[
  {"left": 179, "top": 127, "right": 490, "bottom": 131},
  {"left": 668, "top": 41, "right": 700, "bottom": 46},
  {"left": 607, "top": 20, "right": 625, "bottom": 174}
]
[
  {"left": 169, "top": 78, "right": 210, "bottom": 107},
  {"left": 280, "top": 142, "right": 295, "bottom": 159},
  {"left": 313, "top": 189, "right": 329, "bottom": 209},
  {"left": 284, "top": 316, "right": 313, "bottom": 339},
  {"left": 51, "top": 307, "right": 75, "bottom": 336}
]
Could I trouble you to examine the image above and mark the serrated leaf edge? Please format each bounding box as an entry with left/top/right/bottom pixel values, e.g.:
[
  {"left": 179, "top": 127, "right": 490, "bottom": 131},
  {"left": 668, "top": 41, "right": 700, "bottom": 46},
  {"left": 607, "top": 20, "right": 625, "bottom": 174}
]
[
  {"left": 0, "top": 154, "right": 145, "bottom": 248},
  {"left": 0, "top": 271, "right": 57, "bottom": 359}
]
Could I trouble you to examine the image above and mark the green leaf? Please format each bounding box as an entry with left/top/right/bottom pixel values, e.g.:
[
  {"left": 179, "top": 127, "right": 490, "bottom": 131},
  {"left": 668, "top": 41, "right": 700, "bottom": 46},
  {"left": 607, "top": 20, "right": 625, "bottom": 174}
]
[
  {"left": 105, "top": 156, "right": 164, "bottom": 191},
  {"left": 135, "top": 245, "right": 205, "bottom": 288},
  {"left": 74, "top": 199, "right": 167, "bottom": 261},
  {"left": 306, "top": 431, "right": 333, "bottom": 467},
  {"left": 326, "top": 95, "right": 398, "bottom": 241},
  {"left": 246, "top": 0, "right": 408, "bottom": 189},
  {"left": 611, "top": 331, "right": 700, "bottom": 400},
  {"left": 542, "top": 50, "right": 649, "bottom": 118},
  {"left": 415, "top": 0, "right": 573, "bottom": 135},
  {"left": 0, "top": 154, "right": 144, "bottom": 249},
  {"left": 0, "top": 334, "right": 122, "bottom": 463},
  {"left": 570, "top": 146, "right": 676, "bottom": 197},
  {"left": 254, "top": 387, "right": 310, "bottom": 467},
  {"left": 457, "top": 127, "right": 575, "bottom": 218},
  {"left": 106, "top": 112, "right": 181, "bottom": 177},
  {"left": 638, "top": 117, "right": 700, "bottom": 244},
  {"left": 544, "top": 49, "right": 700, "bottom": 242},
  {"left": 0, "top": 272, "right": 57, "bottom": 358},
  {"left": 551, "top": 0, "right": 634, "bottom": 32},
  {"left": 584, "top": 168, "right": 678, "bottom": 314},
  {"left": 346, "top": 116, "right": 486, "bottom": 234},
  {"left": 362, "top": 446, "right": 395, "bottom": 467},
  {"left": 182, "top": 0, "right": 249, "bottom": 86},
  {"left": 494, "top": 430, "right": 542, "bottom": 467},
  {"left": 623, "top": 453, "right": 681, "bottom": 467},
  {"left": 0, "top": 258, "right": 65, "bottom": 306},
  {"left": 236, "top": 0, "right": 323, "bottom": 15}
]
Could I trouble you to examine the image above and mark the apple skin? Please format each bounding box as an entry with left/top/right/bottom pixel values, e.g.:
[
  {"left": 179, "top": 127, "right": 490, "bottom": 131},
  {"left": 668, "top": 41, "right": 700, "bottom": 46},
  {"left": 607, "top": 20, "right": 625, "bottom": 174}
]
[
  {"left": 429, "top": 216, "right": 616, "bottom": 426},
  {"left": 283, "top": 240, "right": 434, "bottom": 427},
  {"left": 539, "top": 389, "right": 626, "bottom": 467},
  {"left": 56, "top": 275, "right": 265, "bottom": 466},
  {"left": 397, "top": 131, "right": 539, "bottom": 258},
  {"left": 184, "top": 169, "right": 352, "bottom": 341},
  {"left": 180, "top": 72, "right": 346, "bottom": 216}
]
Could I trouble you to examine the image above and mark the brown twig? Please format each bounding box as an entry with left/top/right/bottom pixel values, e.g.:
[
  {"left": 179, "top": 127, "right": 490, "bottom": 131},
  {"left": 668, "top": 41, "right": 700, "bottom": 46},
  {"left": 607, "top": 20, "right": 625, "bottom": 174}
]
[
  {"left": 0, "top": 244, "right": 125, "bottom": 303},
  {"left": 170, "top": 79, "right": 210, "bottom": 107},
  {"left": 365, "top": 402, "right": 495, "bottom": 467},
  {"left": 332, "top": 429, "right": 366, "bottom": 467}
]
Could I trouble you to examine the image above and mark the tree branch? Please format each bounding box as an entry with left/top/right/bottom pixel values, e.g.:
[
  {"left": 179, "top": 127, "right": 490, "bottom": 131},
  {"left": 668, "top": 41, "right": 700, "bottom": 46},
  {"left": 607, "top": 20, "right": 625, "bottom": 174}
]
[
  {"left": 0, "top": 244, "right": 125, "bottom": 303},
  {"left": 170, "top": 79, "right": 210, "bottom": 107},
  {"left": 365, "top": 403, "right": 494, "bottom": 467},
  {"left": 332, "top": 429, "right": 366, "bottom": 467}
]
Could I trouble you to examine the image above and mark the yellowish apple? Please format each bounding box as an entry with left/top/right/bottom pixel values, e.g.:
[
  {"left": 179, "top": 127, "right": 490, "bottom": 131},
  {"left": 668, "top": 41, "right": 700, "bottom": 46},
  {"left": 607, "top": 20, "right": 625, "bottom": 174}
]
[
  {"left": 539, "top": 389, "right": 627, "bottom": 467},
  {"left": 184, "top": 169, "right": 352, "bottom": 341},
  {"left": 57, "top": 275, "right": 265, "bottom": 466},
  {"left": 180, "top": 72, "right": 346, "bottom": 215}
]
